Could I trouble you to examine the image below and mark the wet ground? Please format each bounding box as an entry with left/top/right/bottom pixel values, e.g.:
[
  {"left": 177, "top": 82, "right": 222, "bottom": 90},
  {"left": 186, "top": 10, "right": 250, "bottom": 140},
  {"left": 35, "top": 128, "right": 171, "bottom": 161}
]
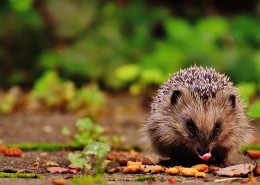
[{"left": 0, "top": 93, "right": 259, "bottom": 184}]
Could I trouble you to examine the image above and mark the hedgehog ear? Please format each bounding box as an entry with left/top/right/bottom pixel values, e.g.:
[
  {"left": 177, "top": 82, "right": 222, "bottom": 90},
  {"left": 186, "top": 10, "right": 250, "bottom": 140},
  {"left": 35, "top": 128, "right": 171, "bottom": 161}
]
[
  {"left": 229, "top": 94, "right": 236, "bottom": 108},
  {"left": 171, "top": 90, "right": 182, "bottom": 106}
]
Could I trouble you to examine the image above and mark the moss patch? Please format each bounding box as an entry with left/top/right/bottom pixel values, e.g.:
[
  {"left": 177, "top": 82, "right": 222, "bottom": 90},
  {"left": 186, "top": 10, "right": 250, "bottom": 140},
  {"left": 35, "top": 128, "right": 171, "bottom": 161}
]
[{"left": 0, "top": 172, "right": 42, "bottom": 178}]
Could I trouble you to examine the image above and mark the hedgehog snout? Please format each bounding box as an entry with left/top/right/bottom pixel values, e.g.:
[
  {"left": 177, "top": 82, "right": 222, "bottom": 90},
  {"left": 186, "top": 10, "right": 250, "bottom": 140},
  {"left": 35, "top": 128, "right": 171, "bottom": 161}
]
[
  {"left": 196, "top": 148, "right": 212, "bottom": 161},
  {"left": 197, "top": 148, "right": 210, "bottom": 156}
]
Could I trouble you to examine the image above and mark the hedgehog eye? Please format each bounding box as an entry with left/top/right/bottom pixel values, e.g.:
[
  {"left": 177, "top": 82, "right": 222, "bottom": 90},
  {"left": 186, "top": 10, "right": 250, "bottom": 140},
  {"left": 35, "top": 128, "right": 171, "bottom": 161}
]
[
  {"left": 186, "top": 119, "right": 197, "bottom": 135},
  {"left": 212, "top": 121, "right": 221, "bottom": 136},
  {"left": 229, "top": 95, "right": 236, "bottom": 108},
  {"left": 171, "top": 90, "right": 182, "bottom": 106}
]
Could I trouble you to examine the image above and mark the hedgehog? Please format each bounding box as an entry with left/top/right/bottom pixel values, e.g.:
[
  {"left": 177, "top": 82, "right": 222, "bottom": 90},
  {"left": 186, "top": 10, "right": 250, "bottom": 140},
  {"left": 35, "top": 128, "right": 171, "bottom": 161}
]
[{"left": 146, "top": 66, "right": 253, "bottom": 167}]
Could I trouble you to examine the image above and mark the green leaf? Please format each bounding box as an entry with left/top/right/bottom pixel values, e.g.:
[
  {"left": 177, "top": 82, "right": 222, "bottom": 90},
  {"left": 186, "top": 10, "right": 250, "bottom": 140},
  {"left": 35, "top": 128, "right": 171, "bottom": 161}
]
[
  {"left": 9, "top": 0, "right": 34, "bottom": 12},
  {"left": 140, "top": 68, "right": 166, "bottom": 84},
  {"left": 72, "top": 175, "right": 106, "bottom": 185},
  {"left": 61, "top": 127, "right": 70, "bottom": 136},
  {"left": 76, "top": 118, "right": 94, "bottom": 131},
  {"left": 241, "top": 144, "right": 260, "bottom": 153},
  {"left": 67, "top": 152, "right": 87, "bottom": 169},
  {"left": 115, "top": 64, "right": 140, "bottom": 82},
  {"left": 83, "top": 142, "right": 110, "bottom": 159},
  {"left": 196, "top": 18, "right": 228, "bottom": 41},
  {"left": 248, "top": 101, "right": 260, "bottom": 118},
  {"left": 76, "top": 118, "right": 104, "bottom": 133},
  {"left": 135, "top": 176, "right": 155, "bottom": 182},
  {"left": 0, "top": 172, "right": 41, "bottom": 179},
  {"left": 165, "top": 18, "right": 191, "bottom": 42},
  {"left": 237, "top": 82, "right": 257, "bottom": 104}
]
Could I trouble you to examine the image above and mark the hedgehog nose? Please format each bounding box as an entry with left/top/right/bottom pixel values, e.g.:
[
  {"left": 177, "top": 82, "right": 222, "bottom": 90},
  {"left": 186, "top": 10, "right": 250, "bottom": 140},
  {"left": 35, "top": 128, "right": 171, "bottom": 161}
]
[{"left": 197, "top": 148, "right": 210, "bottom": 156}]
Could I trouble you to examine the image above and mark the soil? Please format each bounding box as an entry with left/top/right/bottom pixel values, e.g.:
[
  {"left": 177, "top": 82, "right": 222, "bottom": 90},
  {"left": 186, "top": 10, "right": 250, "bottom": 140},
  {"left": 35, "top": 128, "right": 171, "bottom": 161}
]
[{"left": 0, "top": 93, "right": 259, "bottom": 185}]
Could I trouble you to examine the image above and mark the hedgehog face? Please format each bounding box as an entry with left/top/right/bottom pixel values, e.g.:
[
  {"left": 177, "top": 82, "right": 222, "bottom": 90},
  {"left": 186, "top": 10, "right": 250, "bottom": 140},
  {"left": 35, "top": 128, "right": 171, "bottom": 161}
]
[{"left": 169, "top": 87, "right": 239, "bottom": 161}]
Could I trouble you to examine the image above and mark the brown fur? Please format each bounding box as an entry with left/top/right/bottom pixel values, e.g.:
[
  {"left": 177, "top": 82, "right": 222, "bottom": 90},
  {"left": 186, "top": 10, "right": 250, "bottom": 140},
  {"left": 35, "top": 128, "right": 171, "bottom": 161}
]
[{"left": 146, "top": 66, "right": 253, "bottom": 167}]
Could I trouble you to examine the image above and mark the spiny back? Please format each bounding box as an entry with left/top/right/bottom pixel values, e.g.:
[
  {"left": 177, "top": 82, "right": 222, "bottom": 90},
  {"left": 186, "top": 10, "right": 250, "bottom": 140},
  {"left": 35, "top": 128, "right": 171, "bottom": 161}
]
[{"left": 157, "top": 66, "right": 236, "bottom": 103}]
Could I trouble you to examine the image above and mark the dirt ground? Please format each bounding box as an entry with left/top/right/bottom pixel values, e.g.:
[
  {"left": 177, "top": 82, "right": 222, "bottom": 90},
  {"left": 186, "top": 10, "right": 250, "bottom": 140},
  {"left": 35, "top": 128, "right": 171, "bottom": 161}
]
[{"left": 0, "top": 93, "right": 259, "bottom": 185}]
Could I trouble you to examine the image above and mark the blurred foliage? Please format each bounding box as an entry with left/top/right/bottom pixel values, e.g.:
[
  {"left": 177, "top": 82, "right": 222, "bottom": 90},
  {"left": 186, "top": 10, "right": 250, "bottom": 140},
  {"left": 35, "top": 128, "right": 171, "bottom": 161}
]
[
  {"left": 248, "top": 101, "right": 260, "bottom": 119},
  {"left": 72, "top": 175, "right": 106, "bottom": 185},
  {"left": 37, "top": 0, "right": 167, "bottom": 88},
  {"left": 70, "top": 117, "right": 107, "bottom": 147},
  {"left": 28, "top": 70, "right": 105, "bottom": 115},
  {"left": 0, "top": 0, "right": 260, "bottom": 117},
  {"left": 1, "top": 0, "right": 259, "bottom": 88},
  {"left": 237, "top": 83, "right": 257, "bottom": 105},
  {"left": 0, "top": 70, "right": 105, "bottom": 115}
]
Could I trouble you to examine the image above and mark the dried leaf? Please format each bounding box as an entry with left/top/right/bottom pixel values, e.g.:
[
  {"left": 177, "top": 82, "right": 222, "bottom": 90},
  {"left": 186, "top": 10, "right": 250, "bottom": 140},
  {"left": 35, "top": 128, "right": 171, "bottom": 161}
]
[
  {"left": 180, "top": 168, "right": 199, "bottom": 177},
  {"left": 195, "top": 171, "right": 207, "bottom": 178},
  {"left": 165, "top": 167, "right": 179, "bottom": 175},
  {"left": 248, "top": 172, "right": 257, "bottom": 184},
  {"left": 140, "top": 165, "right": 165, "bottom": 174},
  {"left": 191, "top": 164, "right": 209, "bottom": 172},
  {"left": 215, "top": 163, "right": 256, "bottom": 177},
  {"left": 168, "top": 177, "right": 177, "bottom": 184},
  {"left": 47, "top": 167, "right": 77, "bottom": 174},
  {"left": 123, "top": 166, "right": 140, "bottom": 173},
  {"left": 52, "top": 177, "right": 66, "bottom": 185},
  {"left": 246, "top": 150, "right": 260, "bottom": 160},
  {"left": 4, "top": 148, "right": 22, "bottom": 157},
  {"left": 45, "top": 160, "right": 59, "bottom": 167}
]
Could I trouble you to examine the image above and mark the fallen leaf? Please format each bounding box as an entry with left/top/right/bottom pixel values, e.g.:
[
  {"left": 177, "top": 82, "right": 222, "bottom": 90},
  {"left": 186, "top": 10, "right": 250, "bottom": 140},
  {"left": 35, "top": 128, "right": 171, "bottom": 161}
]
[
  {"left": 215, "top": 163, "right": 256, "bottom": 177},
  {"left": 168, "top": 177, "right": 177, "bottom": 184},
  {"left": 47, "top": 167, "right": 77, "bottom": 174},
  {"left": 102, "top": 160, "right": 121, "bottom": 173},
  {"left": 44, "top": 160, "right": 59, "bottom": 167},
  {"left": 0, "top": 145, "right": 7, "bottom": 153},
  {"left": 68, "top": 164, "right": 81, "bottom": 170},
  {"left": 246, "top": 150, "right": 260, "bottom": 160},
  {"left": 4, "top": 148, "right": 22, "bottom": 157},
  {"left": 141, "top": 157, "right": 156, "bottom": 165},
  {"left": 195, "top": 171, "right": 206, "bottom": 178},
  {"left": 140, "top": 165, "right": 165, "bottom": 174},
  {"left": 127, "top": 161, "right": 142, "bottom": 167},
  {"left": 254, "top": 167, "right": 260, "bottom": 176},
  {"left": 123, "top": 166, "right": 140, "bottom": 173},
  {"left": 165, "top": 167, "right": 179, "bottom": 175},
  {"left": 248, "top": 172, "right": 257, "bottom": 184},
  {"left": 214, "top": 177, "right": 244, "bottom": 183},
  {"left": 191, "top": 164, "right": 209, "bottom": 172},
  {"left": 240, "top": 178, "right": 249, "bottom": 183},
  {"left": 180, "top": 168, "right": 199, "bottom": 177},
  {"left": 52, "top": 178, "right": 66, "bottom": 185},
  {"left": 208, "top": 165, "right": 220, "bottom": 173}
]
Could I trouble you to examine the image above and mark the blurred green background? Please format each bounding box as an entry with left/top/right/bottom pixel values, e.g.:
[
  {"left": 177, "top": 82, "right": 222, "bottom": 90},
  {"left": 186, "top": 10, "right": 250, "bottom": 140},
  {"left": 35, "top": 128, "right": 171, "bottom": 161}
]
[{"left": 0, "top": 0, "right": 260, "bottom": 114}]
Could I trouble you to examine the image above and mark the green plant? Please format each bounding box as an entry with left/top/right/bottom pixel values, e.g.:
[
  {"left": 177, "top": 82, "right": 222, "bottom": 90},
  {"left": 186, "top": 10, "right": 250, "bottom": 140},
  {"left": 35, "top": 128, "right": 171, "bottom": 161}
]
[
  {"left": 241, "top": 144, "right": 260, "bottom": 153},
  {"left": 0, "top": 172, "right": 41, "bottom": 179},
  {"left": 1, "top": 0, "right": 260, "bottom": 90},
  {"left": 0, "top": 88, "right": 19, "bottom": 113},
  {"left": 248, "top": 101, "right": 260, "bottom": 119},
  {"left": 68, "top": 141, "right": 110, "bottom": 173},
  {"left": 134, "top": 176, "right": 155, "bottom": 182},
  {"left": 110, "top": 16, "right": 260, "bottom": 94},
  {"left": 70, "top": 117, "right": 107, "bottom": 147},
  {"left": 237, "top": 82, "right": 257, "bottom": 105},
  {"left": 8, "top": 143, "right": 64, "bottom": 151},
  {"left": 66, "top": 84, "right": 105, "bottom": 115},
  {"left": 72, "top": 175, "right": 106, "bottom": 185},
  {"left": 28, "top": 70, "right": 105, "bottom": 115},
  {"left": 68, "top": 117, "right": 110, "bottom": 176}
]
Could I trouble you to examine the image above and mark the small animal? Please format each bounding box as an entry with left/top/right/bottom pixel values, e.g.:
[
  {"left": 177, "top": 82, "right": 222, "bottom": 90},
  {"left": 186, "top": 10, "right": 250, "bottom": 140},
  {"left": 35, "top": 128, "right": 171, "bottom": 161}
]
[{"left": 146, "top": 66, "right": 253, "bottom": 166}]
